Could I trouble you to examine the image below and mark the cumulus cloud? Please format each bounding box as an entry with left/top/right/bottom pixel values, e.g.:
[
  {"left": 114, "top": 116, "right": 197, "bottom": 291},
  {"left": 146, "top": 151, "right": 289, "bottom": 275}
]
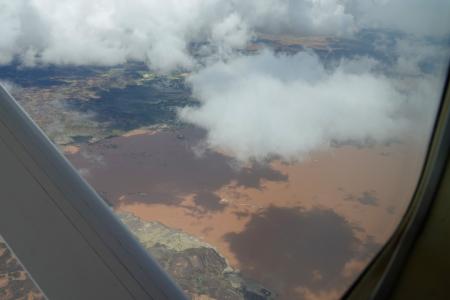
[
  {"left": 180, "top": 50, "right": 441, "bottom": 161},
  {"left": 227, "top": 0, "right": 355, "bottom": 36},
  {"left": 344, "top": 0, "right": 450, "bottom": 37},
  {"left": 2, "top": 0, "right": 206, "bottom": 70},
  {"left": 3, "top": 0, "right": 448, "bottom": 69},
  {"left": 1, "top": 0, "right": 449, "bottom": 162}
]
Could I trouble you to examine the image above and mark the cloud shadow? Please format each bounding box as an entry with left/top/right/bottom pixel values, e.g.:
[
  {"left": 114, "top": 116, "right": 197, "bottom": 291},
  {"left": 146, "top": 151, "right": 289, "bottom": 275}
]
[{"left": 224, "top": 206, "right": 378, "bottom": 298}]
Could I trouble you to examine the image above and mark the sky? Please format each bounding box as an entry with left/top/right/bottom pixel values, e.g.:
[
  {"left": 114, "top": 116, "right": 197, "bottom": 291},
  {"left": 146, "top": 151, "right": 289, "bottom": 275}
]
[{"left": 1, "top": 0, "right": 450, "bottom": 162}]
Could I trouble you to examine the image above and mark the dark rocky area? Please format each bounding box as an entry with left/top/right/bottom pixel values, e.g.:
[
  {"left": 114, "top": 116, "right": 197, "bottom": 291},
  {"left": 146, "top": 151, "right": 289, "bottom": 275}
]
[
  {"left": 0, "top": 239, "right": 45, "bottom": 300},
  {"left": 118, "top": 212, "right": 275, "bottom": 300}
]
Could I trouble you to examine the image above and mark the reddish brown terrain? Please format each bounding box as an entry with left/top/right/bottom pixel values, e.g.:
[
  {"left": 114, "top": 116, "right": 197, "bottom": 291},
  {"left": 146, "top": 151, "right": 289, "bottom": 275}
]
[
  {"left": 0, "top": 238, "right": 45, "bottom": 300},
  {"left": 66, "top": 127, "right": 426, "bottom": 299}
]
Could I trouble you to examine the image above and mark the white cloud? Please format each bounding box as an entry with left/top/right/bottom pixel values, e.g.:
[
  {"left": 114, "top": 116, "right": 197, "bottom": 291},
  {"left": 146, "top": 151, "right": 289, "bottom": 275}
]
[
  {"left": 180, "top": 51, "right": 414, "bottom": 161},
  {"left": 2, "top": 0, "right": 448, "bottom": 69},
  {"left": 1, "top": 0, "right": 449, "bottom": 162},
  {"left": 0, "top": 1, "right": 23, "bottom": 64},
  {"left": 228, "top": 0, "right": 355, "bottom": 36},
  {"left": 344, "top": 0, "right": 450, "bottom": 37}
]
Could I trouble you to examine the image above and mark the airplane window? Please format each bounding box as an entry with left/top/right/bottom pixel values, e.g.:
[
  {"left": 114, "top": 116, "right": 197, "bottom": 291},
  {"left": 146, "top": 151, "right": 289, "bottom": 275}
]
[
  {"left": 1, "top": 1, "right": 449, "bottom": 299},
  {"left": 0, "top": 236, "right": 45, "bottom": 299}
]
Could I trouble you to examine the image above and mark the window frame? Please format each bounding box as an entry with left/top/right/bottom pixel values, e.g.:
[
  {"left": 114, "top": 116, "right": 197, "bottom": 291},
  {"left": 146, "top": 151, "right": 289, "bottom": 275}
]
[{"left": 344, "top": 65, "right": 450, "bottom": 300}]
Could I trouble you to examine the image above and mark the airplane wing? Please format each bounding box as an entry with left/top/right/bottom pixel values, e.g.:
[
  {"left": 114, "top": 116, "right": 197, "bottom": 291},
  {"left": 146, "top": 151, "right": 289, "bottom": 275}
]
[{"left": 0, "top": 84, "right": 187, "bottom": 300}]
